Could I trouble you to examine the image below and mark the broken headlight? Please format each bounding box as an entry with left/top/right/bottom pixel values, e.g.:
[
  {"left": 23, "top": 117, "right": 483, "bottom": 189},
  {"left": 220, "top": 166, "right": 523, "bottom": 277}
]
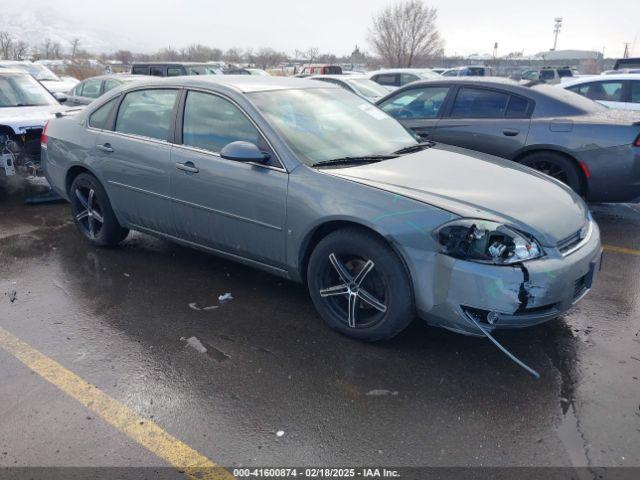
[{"left": 434, "top": 219, "right": 543, "bottom": 264}]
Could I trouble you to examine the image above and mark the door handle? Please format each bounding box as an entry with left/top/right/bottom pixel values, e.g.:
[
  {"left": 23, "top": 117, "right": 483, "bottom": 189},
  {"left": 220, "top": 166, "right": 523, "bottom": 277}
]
[
  {"left": 97, "top": 143, "right": 114, "bottom": 153},
  {"left": 502, "top": 129, "right": 520, "bottom": 137},
  {"left": 175, "top": 161, "right": 199, "bottom": 174}
]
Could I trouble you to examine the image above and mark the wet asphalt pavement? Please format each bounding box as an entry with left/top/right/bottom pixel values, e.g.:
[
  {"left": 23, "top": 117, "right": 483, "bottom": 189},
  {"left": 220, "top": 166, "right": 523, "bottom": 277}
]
[{"left": 0, "top": 185, "right": 639, "bottom": 472}]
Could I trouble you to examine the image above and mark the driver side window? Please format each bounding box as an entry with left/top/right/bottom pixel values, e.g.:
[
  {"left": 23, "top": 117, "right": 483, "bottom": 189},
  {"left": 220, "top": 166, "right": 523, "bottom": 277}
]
[
  {"left": 182, "top": 91, "right": 276, "bottom": 166},
  {"left": 379, "top": 86, "right": 450, "bottom": 119}
]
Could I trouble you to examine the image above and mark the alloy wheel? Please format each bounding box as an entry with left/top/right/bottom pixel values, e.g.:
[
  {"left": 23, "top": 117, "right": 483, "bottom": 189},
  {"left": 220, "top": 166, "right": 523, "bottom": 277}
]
[
  {"left": 74, "top": 187, "right": 104, "bottom": 239},
  {"left": 319, "top": 253, "right": 388, "bottom": 329}
]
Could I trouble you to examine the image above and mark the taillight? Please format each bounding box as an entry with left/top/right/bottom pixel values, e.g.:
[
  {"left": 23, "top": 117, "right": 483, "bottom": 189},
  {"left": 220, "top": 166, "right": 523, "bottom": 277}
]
[
  {"left": 634, "top": 133, "right": 640, "bottom": 147},
  {"left": 41, "top": 121, "right": 49, "bottom": 146}
]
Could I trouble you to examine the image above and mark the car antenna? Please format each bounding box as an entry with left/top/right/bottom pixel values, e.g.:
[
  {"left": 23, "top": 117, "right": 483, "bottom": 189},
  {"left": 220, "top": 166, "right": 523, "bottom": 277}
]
[{"left": 463, "top": 313, "right": 541, "bottom": 379}]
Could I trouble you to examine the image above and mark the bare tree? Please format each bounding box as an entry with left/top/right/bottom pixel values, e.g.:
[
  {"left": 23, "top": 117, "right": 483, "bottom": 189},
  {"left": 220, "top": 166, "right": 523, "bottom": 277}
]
[
  {"left": 41, "top": 38, "right": 53, "bottom": 58},
  {"left": 369, "top": 0, "right": 443, "bottom": 68},
  {"left": 70, "top": 37, "right": 81, "bottom": 58},
  {"left": 115, "top": 49, "right": 133, "bottom": 65},
  {"left": 11, "top": 41, "right": 28, "bottom": 60},
  {"left": 0, "top": 32, "right": 13, "bottom": 60},
  {"left": 252, "top": 48, "right": 286, "bottom": 69},
  {"left": 304, "top": 47, "right": 319, "bottom": 64},
  {"left": 52, "top": 42, "right": 63, "bottom": 59},
  {"left": 223, "top": 47, "right": 243, "bottom": 64}
]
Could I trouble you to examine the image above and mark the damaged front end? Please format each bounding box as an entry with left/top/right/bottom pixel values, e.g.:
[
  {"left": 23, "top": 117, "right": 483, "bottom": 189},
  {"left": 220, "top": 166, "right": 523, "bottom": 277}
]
[
  {"left": 1, "top": 127, "right": 44, "bottom": 179},
  {"left": 422, "top": 217, "right": 602, "bottom": 378}
]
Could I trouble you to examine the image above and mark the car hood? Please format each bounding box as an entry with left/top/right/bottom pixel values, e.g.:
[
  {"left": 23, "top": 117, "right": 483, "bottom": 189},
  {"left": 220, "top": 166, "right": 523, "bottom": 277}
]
[
  {"left": 40, "top": 79, "right": 78, "bottom": 93},
  {"left": 0, "top": 105, "right": 72, "bottom": 133},
  {"left": 323, "top": 144, "right": 589, "bottom": 246}
]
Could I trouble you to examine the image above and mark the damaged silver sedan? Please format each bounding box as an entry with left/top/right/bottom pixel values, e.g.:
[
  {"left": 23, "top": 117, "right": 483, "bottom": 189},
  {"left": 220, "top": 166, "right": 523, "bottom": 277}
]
[{"left": 42, "top": 76, "right": 602, "bottom": 374}]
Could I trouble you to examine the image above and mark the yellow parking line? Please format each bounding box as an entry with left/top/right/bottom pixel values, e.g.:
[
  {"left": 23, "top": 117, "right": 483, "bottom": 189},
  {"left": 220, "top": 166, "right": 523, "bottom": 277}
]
[
  {"left": 603, "top": 245, "right": 640, "bottom": 256},
  {"left": 0, "top": 326, "right": 234, "bottom": 480}
]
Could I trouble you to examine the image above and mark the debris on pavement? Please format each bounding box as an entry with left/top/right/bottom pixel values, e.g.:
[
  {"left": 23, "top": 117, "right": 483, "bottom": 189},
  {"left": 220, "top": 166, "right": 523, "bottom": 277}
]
[
  {"left": 182, "top": 336, "right": 208, "bottom": 354},
  {"left": 188, "top": 302, "right": 219, "bottom": 311},
  {"left": 7, "top": 290, "right": 17, "bottom": 303},
  {"left": 276, "top": 430, "right": 285, "bottom": 437},
  {"left": 218, "top": 292, "right": 233, "bottom": 304},
  {"left": 366, "top": 389, "right": 399, "bottom": 396}
]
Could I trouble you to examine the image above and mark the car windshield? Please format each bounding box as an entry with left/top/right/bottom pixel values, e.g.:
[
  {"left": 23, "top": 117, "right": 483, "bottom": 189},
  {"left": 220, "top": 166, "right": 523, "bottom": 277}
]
[
  {"left": 531, "top": 84, "right": 607, "bottom": 112},
  {"left": 186, "top": 65, "right": 220, "bottom": 75},
  {"left": 0, "top": 73, "right": 57, "bottom": 107},
  {"left": 15, "top": 63, "right": 61, "bottom": 81},
  {"left": 249, "top": 88, "right": 417, "bottom": 166},
  {"left": 345, "top": 78, "right": 389, "bottom": 99}
]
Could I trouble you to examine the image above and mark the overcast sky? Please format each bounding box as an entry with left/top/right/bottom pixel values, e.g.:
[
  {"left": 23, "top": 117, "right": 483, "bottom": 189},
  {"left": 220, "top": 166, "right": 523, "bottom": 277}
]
[{"left": 8, "top": 0, "right": 640, "bottom": 57}]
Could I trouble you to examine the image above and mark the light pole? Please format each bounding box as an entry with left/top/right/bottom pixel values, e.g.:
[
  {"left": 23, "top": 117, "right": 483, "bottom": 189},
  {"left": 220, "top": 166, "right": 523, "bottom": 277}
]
[{"left": 552, "top": 17, "right": 563, "bottom": 51}]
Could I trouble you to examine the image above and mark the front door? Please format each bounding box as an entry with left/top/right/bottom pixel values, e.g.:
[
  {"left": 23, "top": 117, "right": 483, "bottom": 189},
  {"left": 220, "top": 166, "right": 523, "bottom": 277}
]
[
  {"left": 170, "top": 90, "right": 288, "bottom": 266},
  {"left": 378, "top": 85, "right": 451, "bottom": 140}
]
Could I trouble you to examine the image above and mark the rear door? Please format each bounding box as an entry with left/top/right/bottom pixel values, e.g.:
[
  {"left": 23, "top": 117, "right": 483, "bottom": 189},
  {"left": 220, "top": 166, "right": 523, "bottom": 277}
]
[
  {"left": 95, "top": 87, "right": 179, "bottom": 233},
  {"left": 170, "top": 89, "right": 287, "bottom": 265},
  {"left": 378, "top": 85, "right": 452, "bottom": 140},
  {"left": 433, "top": 86, "right": 532, "bottom": 158},
  {"left": 372, "top": 73, "right": 400, "bottom": 88}
]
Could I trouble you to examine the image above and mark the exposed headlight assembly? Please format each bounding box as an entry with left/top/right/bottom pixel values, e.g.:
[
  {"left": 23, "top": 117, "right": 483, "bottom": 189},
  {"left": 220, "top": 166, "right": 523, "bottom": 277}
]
[{"left": 434, "top": 219, "right": 543, "bottom": 264}]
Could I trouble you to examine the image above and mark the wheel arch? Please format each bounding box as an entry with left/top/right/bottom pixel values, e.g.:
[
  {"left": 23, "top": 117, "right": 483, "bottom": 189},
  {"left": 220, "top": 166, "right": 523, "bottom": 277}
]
[
  {"left": 297, "top": 220, "right": 415, "bottom": 302},
  {"left": 511, "top": 146, "right": 588, "bottom": 195},
  {"left": 65, "top": 164, "right": 99, "bottom": 196}
]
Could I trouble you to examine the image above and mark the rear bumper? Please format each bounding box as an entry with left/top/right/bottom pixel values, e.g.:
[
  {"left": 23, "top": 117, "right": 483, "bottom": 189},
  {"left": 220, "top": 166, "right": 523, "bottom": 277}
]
[
  {"left": 416, "top": 221, "right": 602, "bottom": 336},
  {"left": 583, "top": 145, "right": 640, "bottom": 203}
]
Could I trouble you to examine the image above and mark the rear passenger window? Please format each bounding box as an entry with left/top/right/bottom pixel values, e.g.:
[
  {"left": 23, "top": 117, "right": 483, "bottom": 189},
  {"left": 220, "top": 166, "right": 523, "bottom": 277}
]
[
  {"left": 149, "top": 66, "right": 164, "bottom": 77},
  {"left": 399, "top": 73, "right": 419, "bottom": 85},
  {"left": 167, "top": 67, "right": 182, "bottom": 77},
  {"left": 374, "top": 74, "right": 397, "bottom": 86},
  {"left": 89, "top": 97, "right": 118, "bottom": 130},
  {"left": 131, "top": 66, "right": 149, "bottom": 75},
  {"left": 182, "top": 91, "right": 261, "bottom": 154},
  {"left": 80, "top": 78, "right": 102, "bottom": 98},
  {"left": 631, "top": 82, "right": 640, "bottom": 103},
  {"left": 103, "top": 79, "right": 120, "bottom": 93},
  {"left": 505, "top": 96, "right": 530, "bottom": 117},
  {"left": 115, "top": 89, "right": 178, "bottom": 141},
  {"left": 451, "top": 87, "right": 509, "bottom": 118}
]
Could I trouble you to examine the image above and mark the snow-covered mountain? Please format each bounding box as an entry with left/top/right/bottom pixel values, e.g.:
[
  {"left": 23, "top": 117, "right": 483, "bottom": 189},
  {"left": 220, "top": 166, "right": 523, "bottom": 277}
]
[{"left": 0, "top": 7, "right": 147, "bottom": 54}]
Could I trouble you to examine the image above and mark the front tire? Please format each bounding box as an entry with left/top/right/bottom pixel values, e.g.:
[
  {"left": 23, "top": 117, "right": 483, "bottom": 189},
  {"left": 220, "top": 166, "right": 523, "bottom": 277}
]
[
  {"left": 519, "top": 151, "right": 584, "bottom": 195},
  {"left": 307, "top": 228, "right": 414, "bottom": 342},
  {"left": 69, "top": 173, "right": 128, "bottom": 247}
]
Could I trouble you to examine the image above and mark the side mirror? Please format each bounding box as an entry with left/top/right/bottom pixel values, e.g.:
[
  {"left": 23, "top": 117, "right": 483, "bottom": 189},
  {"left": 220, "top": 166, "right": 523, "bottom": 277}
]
[
  {"left": 220, "top": 141, "right": 269, "bottom": 163},
  {"left": 53, "top": 92, "right": 68, "bottom": 103}
]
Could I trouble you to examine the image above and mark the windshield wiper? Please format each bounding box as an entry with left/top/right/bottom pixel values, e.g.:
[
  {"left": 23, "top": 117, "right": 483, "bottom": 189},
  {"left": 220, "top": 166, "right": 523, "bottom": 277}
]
[
  {"left": 312, "top": 154, "right": 397, "bottom": 168},
  {"left": 393, "top": 141, "right": 435, "bottom": 155}
]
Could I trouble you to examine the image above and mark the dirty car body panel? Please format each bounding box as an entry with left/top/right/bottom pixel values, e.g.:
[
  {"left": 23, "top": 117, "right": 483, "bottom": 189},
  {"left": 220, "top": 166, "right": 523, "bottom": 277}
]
[
  {"left": 377, "top": 78, "right": 640, "bottom": 203},
  {"left": 42, "top": 76, "right": 602, "bottom": 340}
]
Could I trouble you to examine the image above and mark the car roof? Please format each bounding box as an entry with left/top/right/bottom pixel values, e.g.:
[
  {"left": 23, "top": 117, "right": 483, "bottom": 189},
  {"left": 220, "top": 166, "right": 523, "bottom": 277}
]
[
  {"left": 82, "top": 74, "right": 156, "bottom": 81},
  {"left": 131, "top": 62, "right": 215, "bottom": 66},
  {"left": 310, "top": 74, "right": 368, "bottom": 80},
  {"left": 368, "top": 68, "right": 436, "bottom": 74},
  {"left": 407, "top": 76, "right": 520, "bottom": 87},
  {"left": 560, "top": 73, "right": 640, "bottom": 85},
  {"left": 124, "top": 75, "right": 339, "bottom": 93},
  {"left": 0, "top": 68, "right": 30, "bottom": 76}
]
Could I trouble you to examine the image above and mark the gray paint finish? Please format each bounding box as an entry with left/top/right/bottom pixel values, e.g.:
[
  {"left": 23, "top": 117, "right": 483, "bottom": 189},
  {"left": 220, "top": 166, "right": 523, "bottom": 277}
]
[
  {"left": 42, "top": 76, "right": 602, "bottom": 337},
  {"left": 377, "top": 78, "right": 640, "bottom": 202}
]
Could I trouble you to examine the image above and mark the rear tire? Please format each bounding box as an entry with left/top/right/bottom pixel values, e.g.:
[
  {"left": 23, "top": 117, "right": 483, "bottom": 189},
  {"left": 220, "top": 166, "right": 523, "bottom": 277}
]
[
  {"left": 307, "top": 228, "right": 414, "bottom": 342},
  {"left": 519, "top": 151, "right": 584, "bottom": 195},
  {"left": 69, "top": 173, "right": 128, "bottom": 247}
]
